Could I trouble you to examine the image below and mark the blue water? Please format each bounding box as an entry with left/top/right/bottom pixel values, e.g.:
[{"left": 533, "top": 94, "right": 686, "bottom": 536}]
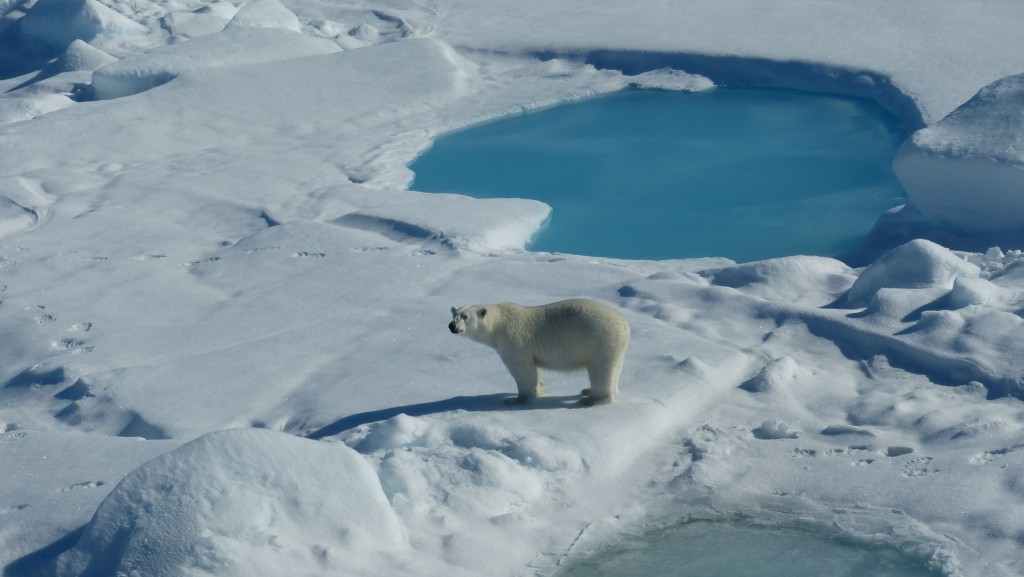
[
  {"left": 409, "top": 88, "right": 907, "bottom": 262},
  {"left": 556, "top": 520, "right": 940, "bottom": 577}
]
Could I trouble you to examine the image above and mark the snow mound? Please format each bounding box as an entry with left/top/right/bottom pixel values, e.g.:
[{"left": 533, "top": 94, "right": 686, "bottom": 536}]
[
  {"left": 0, "top": 39, "right": 113, "bottom": 110},
  {"left": 52, "top": 39, "right": 117, "bottom": 72},
  {"left": 338, "top": 411, "right": 586, "bottom": 550},
  {"left": 704, "top": 256, "right": 855, "bottom": 306},
  {"left": 0, "top": 93, "right": 74, "bottom": 126},
  {"left": 18, "top": 0, "right": 147, "bottom": 48},
  {"left": 740, "top": 356, "right": 801, "bottom": 393},
  {"left": 894, "top": 73, "right": 1024, "bottom": 233},
  {"left": 90, "top": 23, "right": 339, "bottom": 100},
  {"left": 225, "top": 0, "right": 301, "bottom": 33},
  {"left": 55, "top": 428, "right": 406, "bottom": 577},
  {"left": 752, "top": 418, "right": 801, "bottom": 440},
  {"left": 334, "top": 192, "right": 551, "bottom": 254},
  {"left": 948, "top": 276, "right": 1019, "bottom": 309},
  {"left": 844, "top": 239, "right": 980, "bottom": 307},
  {"left": 161, "top": 2, "right": 238, "bottom": 39}
]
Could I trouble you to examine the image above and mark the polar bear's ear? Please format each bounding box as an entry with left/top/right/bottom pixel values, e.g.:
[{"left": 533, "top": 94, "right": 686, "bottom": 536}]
[
  {"left": 451, "top": 306, "right": 458, "bottom": 316},
  {"left": 477, "top": 307, "right": 487, "bottom": 318}
]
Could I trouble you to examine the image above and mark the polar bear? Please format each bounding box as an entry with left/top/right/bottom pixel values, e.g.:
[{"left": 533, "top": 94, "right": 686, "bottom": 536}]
[{"left": 448, "top": 298, "right": 630, "bottom": 405}]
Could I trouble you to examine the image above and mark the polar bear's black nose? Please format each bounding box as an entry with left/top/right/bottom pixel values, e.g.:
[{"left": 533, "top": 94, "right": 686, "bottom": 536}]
[{"left": 448, "top": 321, "right": 460, "bottom": 333}]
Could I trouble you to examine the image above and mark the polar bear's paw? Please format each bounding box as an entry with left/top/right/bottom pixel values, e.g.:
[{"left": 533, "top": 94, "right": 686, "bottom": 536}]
[{"left": 579, "top": 389, "right": 612, "bottom": 406}]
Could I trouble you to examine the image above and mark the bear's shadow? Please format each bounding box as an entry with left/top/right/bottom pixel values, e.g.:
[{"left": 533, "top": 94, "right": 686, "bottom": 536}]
[{"left": 305, "top": 393, "right": 586, "bottom": 440}]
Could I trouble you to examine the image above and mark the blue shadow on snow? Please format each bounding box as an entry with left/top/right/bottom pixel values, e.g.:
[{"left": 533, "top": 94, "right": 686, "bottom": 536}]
[
  {"left": 3, "top": 525, "right": 85, "bottom": 577},
  {"left": 305, "top": 393, "right": 585, "bottom": 440}
]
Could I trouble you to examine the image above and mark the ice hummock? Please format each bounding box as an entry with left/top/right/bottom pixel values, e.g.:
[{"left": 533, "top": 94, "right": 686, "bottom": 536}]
[{"left": 894, "top": 73, "right": 1024, "bottom": 234}]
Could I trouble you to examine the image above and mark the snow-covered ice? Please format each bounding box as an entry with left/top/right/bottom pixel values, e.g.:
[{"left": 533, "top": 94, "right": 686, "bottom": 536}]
[
  {"left": 894, "top": 73, "right": 1024, "bottom": 234},
  {"left": 53, "top": 428, "right": 406, "bottom": 577},
  {"left": 2, "top": 1, "right": 1024, "bottom": 576},
  {"left": 18, "top": 0, "right": 147, "bottom": 48}
]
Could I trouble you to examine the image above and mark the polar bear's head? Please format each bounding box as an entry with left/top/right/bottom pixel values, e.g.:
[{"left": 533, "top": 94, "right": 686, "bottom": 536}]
[{"left": 449, "top": 305, "right": 494, "bottom": 344}]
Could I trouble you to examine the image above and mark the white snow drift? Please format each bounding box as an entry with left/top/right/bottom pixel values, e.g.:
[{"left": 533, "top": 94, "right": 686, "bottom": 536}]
[
  {"left": 54, "top": 428, "right": 405, "bottom": 577},
  {"left": 895, "top": 73, "right": 1024, "bottom": 233},
  {"left": 18, "top": 0, "right": 147, "bottom": 47},
  {"left": 2, "top": 1, "right": 1024, "bottom": 577}
]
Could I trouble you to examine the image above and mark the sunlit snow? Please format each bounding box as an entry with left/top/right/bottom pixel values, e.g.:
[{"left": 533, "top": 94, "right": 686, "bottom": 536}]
[{"left": 2, "top": 1, "right": 1024, "bottom": 577}]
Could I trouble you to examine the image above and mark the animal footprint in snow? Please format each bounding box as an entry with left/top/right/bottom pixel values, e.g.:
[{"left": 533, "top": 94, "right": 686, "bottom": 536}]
[
  {"left": 293, "top": 251, "right": 326, "bottom": 258},
  {"left": 791, "top": 445, "right": 875, "bottom": 468},
  {"left": 51, "top": 338, "right": 93, "bottom": 354},
  {"left": 27, "top": 305, "right": 54, "bottom": 323},
  {"left": 245, "top": 246, "right": 281, "bottom": 254},
  {"left": 824, "top": 445, "right": 872, "bottom": 457},
  {"left": 0, "top": 430, "right": 27, "bottom": 441},
  {"left": 59, "top": 480, "right": 105, "bottom": 493},
  {"left": 969, "top": 445, "right": 1022, "bottom": 465},
  {"left": 0, "top": 504, "right": 29, "bottom": 515},
  {"left": 901, "top": 456, "right": 937, "bottom": 477},
  {"left": 69, "top": 322, "right": 92, "bottom": 332}
]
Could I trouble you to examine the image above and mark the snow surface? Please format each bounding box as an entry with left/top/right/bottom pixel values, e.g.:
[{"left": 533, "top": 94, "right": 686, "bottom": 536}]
[{"left": 2, "top": 1, "right": 1024, "bottom": 577}]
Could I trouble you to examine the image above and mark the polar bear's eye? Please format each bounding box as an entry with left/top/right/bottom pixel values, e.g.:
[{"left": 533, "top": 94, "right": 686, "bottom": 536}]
[
  {"left": 478, "top": 308, "right": 487, "bottom": 318},
  {"left": 460, "top": 313, "right": 468, "bottom": 320}
]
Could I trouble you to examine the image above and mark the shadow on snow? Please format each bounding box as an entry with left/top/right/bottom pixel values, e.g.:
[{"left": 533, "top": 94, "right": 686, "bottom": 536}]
[
  {"left": 3, "top": 525, "right": 85, "bottom": 577},
  {"left": 305, "top": 393, "right": 586, "bottom": 440}
]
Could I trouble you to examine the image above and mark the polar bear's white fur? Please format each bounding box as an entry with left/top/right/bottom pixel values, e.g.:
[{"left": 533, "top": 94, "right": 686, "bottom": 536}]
[{"left": 448, "top": 298, "right": 630, "bottom": 405}]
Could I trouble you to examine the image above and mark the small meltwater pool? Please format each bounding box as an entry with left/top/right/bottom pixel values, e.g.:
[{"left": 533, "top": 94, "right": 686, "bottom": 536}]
[
  {"left": 409, "top": 87, "right": 907, "bottom": 262},
  {"left": 556, "top": 519, "right": 941, "bottom": 577}
]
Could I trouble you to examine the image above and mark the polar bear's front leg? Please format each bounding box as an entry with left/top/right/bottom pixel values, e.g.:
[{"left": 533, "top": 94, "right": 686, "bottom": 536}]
[
  {"left": 581, "top": 352, "right": 625, "bottom": 406},
  {"left": 501, "top": 354, "right": 543, "bottom": 405}
]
